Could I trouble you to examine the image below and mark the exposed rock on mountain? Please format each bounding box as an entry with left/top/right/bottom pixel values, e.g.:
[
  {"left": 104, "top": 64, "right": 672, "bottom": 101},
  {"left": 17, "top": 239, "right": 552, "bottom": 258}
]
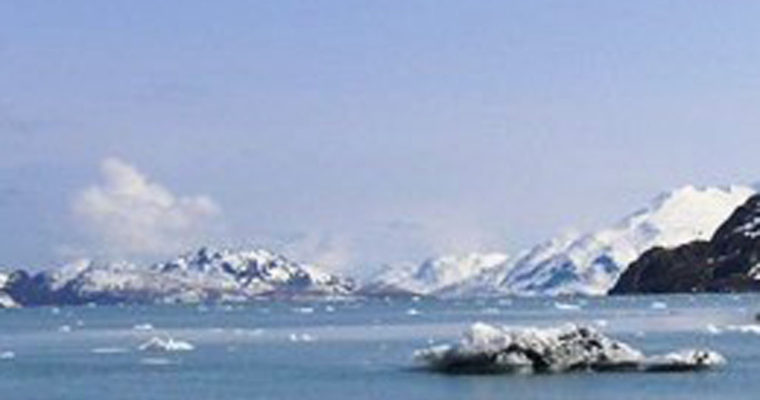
[{"left": 611, "top": 194, "right": 760, "bottom": 294}]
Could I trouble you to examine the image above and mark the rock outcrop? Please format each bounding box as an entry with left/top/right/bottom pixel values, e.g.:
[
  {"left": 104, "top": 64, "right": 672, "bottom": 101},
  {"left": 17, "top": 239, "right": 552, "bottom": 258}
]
[{"left": 611, "top": 194, "right": 760, "bottom": 294}]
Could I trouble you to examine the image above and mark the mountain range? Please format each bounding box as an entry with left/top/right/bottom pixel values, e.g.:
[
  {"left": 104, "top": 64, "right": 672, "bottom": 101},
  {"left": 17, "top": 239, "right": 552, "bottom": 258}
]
[
  {"left": 1, "top": 247, "right": 354, "bottom": 306},
  {"left": 0, "top": 184, "right": 756, "bottom": 307},
  {"left": 366, "top": 185, "right": 754, "bottom": 297}
]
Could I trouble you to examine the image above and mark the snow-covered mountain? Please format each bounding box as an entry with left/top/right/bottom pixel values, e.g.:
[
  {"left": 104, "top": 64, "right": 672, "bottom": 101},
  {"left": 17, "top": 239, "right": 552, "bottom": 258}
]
[
  {"left": 361, "top": 252, "right": 509, "bottom": 295},
  {"left": 0, "top": 271, "right": 19, "bottom": 308},
  {"left": 612, "top": 193, "right": 760, "bottom": 293},
  {"left": 444, "top": 185, "right": 755, "bottom": 297},
  {"left": 3, "top": 185, "right": 755, "bottom": 304},
  {"left": 4, "top": 247, "right": 355, "bottom": 305}
]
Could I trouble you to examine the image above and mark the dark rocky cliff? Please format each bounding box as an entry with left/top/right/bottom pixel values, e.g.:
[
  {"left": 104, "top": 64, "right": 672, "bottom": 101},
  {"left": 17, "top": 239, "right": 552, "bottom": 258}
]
[{"left": 611, "top": 194, "right": 760, "bottom": 294}]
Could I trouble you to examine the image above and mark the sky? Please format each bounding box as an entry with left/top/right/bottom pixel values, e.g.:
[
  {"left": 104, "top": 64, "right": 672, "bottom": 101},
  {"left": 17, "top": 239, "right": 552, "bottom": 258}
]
[{"left": 2, "top": 1, "right": 760, "bottom": 276}]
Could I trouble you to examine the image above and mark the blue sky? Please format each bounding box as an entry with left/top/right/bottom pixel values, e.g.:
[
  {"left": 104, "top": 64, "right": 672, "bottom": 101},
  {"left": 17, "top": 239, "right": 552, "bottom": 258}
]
[{"left": 3, "top": 1, "right": 760, "bottom": 274}]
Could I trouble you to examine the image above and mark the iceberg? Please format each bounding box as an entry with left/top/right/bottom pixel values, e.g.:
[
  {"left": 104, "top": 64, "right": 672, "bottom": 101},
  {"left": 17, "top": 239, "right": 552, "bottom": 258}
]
[{"left": 414, "top": 323, "right": 724, "bottom": 374}]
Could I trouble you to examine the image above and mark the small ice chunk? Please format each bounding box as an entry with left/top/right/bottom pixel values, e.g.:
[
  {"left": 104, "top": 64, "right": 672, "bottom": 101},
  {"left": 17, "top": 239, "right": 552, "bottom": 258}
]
[
  {"left": 300, "top": 333, "right": 315, "bottom": 342},
  {"left": 0, "top": 351, "right": 14, "bottom": 360},
  {"left": 133, "top": 323, "right": 154, "bottom": 331},
  {"left": 138, "top": 337, "right": 194, "bottom": 352},
  {"left": 725, "top": 324, "right": 760, "bottom": 334},
  {"left": 92, "top": 347, "right": 129, "bottom": 354},
  {"left": 650, "top": 301, "right": 668, "bottom": 310},
  {"left": 644, "top": 350, "right": 726, "bottom": 372},
  {"left": 406, "top": 308, "right": 421, "bottom": 316},
  {"left": 705, "top": 324, "right": 722, "bottom": 335},
  {"left": 293, "top": 307, "right": 314, "bottom": 314},
  {"left": 554, "top": 302, "right": 581, "bottom": 311},
  {"left": 289, "top": 333, "right": 316, "bottom": 343},
  {"left": 140, "top": 357, "right": 175, "bottom": 366},
  {"left": 58, "top": 325, "right": 72, "bottom": 333}
]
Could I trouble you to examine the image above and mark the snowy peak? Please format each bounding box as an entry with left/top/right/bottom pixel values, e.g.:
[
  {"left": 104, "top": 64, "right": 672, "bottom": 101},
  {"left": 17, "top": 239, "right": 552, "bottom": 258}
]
[
  {"left": 614, "top": 185, "right": 756, "bottom": 251},
  {"left": 363, "top": 252, "right": 508, "bottom": 295},
  {"left": 612, "top": 193, "right": 760, "bottom": 294},
  {"left": 4, "top": 247, "right": 355, "bottom": 305},
  {"left": 450, "top": 185, "right": 755, "bottom": 297},
  {"left": 153, "top": 246, "right": 351, "bottom": 295}
]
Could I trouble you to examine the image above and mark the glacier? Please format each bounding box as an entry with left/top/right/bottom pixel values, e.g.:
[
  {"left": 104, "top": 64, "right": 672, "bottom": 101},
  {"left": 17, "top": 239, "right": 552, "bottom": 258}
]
[{"left": 361, "top": 252, "right": 508, "bottom": 296}]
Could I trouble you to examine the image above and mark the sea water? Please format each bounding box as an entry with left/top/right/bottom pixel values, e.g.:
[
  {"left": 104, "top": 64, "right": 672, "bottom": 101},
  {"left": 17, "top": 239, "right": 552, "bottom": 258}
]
[{"left": 1, "top": 294, "right": 759, "bottom": 400}]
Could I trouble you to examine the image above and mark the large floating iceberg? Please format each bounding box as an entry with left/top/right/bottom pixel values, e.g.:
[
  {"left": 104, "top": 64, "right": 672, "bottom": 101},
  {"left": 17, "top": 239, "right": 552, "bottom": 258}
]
[{"left": 414, "top": 323, "right": 725, "bottom": 374}]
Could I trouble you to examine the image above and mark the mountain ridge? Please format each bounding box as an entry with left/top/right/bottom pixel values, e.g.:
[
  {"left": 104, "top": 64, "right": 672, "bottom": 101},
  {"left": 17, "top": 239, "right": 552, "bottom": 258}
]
[
  {"left": 611, "top": 193, "right": 760, "bottom": 294},
  {"left": 3, "top": 247, "right": 355, "bottom": 306},
  {"left": 438, "top": 185, "right": 755, "bottom": 297}
]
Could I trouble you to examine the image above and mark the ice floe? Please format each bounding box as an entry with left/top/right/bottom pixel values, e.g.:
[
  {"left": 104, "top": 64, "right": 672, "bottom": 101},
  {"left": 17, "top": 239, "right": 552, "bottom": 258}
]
[
  {"left": 554, "top": 302, "right": 582, "bottom": 311},
  {"left": 414, "top": 323, "right": 725, "bottom": 374},
  {"left": 140, "top": 357, "right": 176, "bottom": 366},
  {"left": 0, "top": 351, "right": 14, "bottom": 360},
  {"left": 138, "top": 336, "right": 195, "bottom": 352},
  {"left": 92, "top": 347, "right": 130, "bottom": 354},
  {"left": 724, "top": 324, "right": 760, "bottom": 335},
  {"left": 705, "top": 324, "right": 722, "bottom": 335},
  {"left": 289, "top": 333, "right": 316, "bottom": 342},
  {"left": 133, "top": 323, "right": 155, "bottom": 331}
]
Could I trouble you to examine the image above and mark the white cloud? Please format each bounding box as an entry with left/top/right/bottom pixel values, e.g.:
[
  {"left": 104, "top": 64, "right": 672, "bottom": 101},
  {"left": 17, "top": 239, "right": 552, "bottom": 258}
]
[{"left": 72, "top": 157, "right": 221, "bottom": 258}]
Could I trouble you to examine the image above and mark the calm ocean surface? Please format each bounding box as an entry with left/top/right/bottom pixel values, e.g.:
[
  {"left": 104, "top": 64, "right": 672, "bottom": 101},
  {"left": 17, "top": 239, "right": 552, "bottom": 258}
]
[{"left": 1, "top": 294, "right": 759, "bottom": 400}]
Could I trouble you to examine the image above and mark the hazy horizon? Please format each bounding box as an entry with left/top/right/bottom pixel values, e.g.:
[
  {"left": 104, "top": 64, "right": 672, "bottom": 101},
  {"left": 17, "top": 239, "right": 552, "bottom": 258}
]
[{"left": 3, "top": 1, "right": 760, "bottom": 274}]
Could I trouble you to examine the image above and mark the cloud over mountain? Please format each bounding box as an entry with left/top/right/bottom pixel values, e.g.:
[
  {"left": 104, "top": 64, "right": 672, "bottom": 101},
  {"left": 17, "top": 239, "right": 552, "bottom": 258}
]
[{"left": 72, "top": 158, "right": 221, "bottom": 258}]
